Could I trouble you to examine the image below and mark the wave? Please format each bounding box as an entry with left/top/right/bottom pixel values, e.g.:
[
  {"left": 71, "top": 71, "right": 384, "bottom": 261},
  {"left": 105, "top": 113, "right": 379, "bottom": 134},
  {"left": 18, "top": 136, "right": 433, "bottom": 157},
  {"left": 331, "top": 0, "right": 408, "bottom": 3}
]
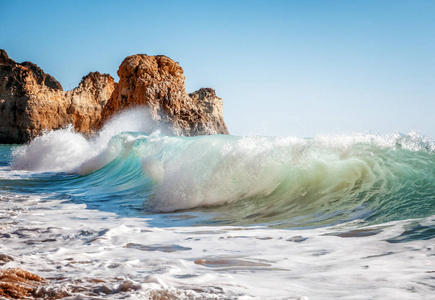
[{"left": 11, "top": 109, "right": 435, "bottom": 227}]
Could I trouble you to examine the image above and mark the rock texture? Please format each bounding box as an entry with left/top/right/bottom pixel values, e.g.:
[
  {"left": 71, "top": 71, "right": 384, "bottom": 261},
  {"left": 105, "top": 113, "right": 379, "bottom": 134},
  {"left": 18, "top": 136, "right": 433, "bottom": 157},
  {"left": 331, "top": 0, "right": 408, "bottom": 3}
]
[
  {"left": 0, "top": 50, "right": 228, "bottom": 143},
  {"left": 189, "top": 87, "right": 228, "bottom": 135},
  {"left": 0, "top": 268, "right": 46, "bottom": 299},
  {"left": 0, "top": 50, "right": 115, "bottom": 143},
  {"left": 66, "top": 72, "right": 115, "bottom": 135},
  {"left": 99, "top": 54, "right": 229, "bottom": 136}
]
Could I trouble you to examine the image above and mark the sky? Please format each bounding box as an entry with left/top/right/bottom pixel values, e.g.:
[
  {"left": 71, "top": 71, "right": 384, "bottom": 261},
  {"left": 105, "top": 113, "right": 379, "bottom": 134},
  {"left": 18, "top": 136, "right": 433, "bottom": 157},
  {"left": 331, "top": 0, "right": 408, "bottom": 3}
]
[{"left": 1, "top": 0, "right": 434, "bottom": 138}]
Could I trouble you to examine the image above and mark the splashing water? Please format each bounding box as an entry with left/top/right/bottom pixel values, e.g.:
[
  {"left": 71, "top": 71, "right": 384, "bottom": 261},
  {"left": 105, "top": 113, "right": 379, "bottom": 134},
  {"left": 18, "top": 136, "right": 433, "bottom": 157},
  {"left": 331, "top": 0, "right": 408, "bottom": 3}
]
[{"left": 9, "top": 109, "right": 435, "bottom": 229}]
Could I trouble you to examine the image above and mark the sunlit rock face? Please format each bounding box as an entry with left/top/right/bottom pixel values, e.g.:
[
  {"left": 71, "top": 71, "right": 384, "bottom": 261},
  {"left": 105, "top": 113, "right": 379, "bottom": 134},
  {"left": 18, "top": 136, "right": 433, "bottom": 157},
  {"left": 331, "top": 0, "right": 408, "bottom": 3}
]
[
  {"left": 0, "top": 268, "right": 46, "bottom": 299},
  {"left": 100, "top": 54, "right": 229, "bottom": 136},
  {"left": 0, "top": 50, "right": 115, "bottom": 144},
  {"left": 0, "top": 50, "right": 228, "bottom": 143},
  {"left": 66, "top": 72, "right": 116, "bottom": 135}
]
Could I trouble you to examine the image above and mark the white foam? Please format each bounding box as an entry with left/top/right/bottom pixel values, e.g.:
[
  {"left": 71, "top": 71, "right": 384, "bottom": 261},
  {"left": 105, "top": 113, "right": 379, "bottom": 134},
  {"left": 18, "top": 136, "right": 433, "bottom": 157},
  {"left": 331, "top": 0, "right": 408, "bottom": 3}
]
[
  {"left": 11, "top": 125, "right": 92, "bottom": 172},
  {"left": 141, "top": 134, "right": 380, "bottom": 212},
  {"left": 1, "top": 191, "right": 433, "bottom": 299},
  {"left": 11, "top": 107, "right": 164, "bottom": 174},
  {"left": 315, "top": 130, "right": 435, "bottom": 152}
]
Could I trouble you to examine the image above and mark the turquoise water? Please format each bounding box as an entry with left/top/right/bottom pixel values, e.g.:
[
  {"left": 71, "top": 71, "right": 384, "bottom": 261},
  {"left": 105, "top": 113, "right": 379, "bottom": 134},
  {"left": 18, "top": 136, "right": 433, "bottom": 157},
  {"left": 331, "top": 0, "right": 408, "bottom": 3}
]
[{"left": 3, "top": 129, "right": 435, "bottom": 233}]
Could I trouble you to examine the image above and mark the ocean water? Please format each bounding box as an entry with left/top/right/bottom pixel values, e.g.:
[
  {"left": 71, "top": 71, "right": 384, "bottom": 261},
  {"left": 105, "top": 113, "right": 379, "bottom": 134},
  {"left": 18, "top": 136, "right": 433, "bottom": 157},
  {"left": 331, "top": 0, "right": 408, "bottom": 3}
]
[{"left": 1, "top": 109, "right": 434, "bottom": 299}]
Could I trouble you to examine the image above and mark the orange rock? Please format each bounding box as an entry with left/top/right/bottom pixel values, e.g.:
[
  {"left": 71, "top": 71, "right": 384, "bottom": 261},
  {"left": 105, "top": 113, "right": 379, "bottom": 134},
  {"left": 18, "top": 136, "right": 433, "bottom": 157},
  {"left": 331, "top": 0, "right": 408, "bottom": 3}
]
[
  {"left": 66, "top": 72, "right": 116, "bottom": 135},
  {"left": 0, "top": 50, "right": 115, "bottom": 144},
  {"left": 100, "top": 54, "right": 229, "bottom": 136},
  {"left": 0, "top": 50, "right": 228, "bottom": 144},
  {"left": 0, "top": 268, "right": 45, "bottom": 299}
]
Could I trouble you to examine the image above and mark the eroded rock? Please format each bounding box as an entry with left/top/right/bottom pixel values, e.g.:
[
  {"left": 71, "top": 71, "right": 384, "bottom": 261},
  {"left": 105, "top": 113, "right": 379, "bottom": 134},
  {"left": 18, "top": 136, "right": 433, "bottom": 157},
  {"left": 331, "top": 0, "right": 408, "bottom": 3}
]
[
  {"left": 0, "top": 268, "right": 45, "bottom": 299},
  {"left": 99, "top": 54, "right": 229, "bottom": 136},
  {"left": 0, "top": 50, "right": 228, "bottom": 143},
  {"left": 0, "top": 50, "right": 115, "bottom": 144}
]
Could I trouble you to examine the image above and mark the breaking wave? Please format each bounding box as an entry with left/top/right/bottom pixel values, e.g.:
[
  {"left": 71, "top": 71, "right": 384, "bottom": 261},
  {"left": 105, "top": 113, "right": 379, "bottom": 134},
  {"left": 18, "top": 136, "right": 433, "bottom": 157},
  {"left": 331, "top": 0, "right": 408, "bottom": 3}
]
[{"left": 11, "top": 109, "right": 435, "bottom": 228}]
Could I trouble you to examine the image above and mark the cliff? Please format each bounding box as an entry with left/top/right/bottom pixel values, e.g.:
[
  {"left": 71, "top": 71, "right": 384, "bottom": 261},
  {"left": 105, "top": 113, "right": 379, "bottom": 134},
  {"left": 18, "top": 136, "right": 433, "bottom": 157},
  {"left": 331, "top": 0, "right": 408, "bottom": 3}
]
[
  {"left": 0, "top": 50, "right": 228, "bottom": 143},
  {"left": 0, "top": 50, "right": 115, "bottom": 143},
  {"left": 99, "top": 54, "right": 229, "bottom": 135}
]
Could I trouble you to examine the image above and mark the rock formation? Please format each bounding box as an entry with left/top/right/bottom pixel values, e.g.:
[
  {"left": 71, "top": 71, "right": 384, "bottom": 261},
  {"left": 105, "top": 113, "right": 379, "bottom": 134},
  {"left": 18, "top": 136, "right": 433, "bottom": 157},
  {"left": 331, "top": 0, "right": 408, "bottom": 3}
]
[
  {"left": 99, "top": 54, "right": 228, "bottom": 136},
  {"left": 0, "top": 50, "right": 228, "bottom": 144},
  {"left": 0, "top": 50, "right": 115, "bottom": 143},
  {"left": 66, "top": 72, "right": 115, "bottom": 135},
  {"left": 189, "top": 87, "right": 228, "bottom": 135},
  {"left": 1, "top": 49, "right": 64, "bottom": 143},
  {"left": 0, "top": 268, "right": 46, "bottom": 299}
]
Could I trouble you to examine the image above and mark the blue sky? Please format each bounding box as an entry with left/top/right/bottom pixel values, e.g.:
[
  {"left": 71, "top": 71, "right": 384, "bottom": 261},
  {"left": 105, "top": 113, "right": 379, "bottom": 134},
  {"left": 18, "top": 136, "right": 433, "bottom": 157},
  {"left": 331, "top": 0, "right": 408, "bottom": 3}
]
[{"left": 1, "top": 0, "right": 434, "bottom": 137}]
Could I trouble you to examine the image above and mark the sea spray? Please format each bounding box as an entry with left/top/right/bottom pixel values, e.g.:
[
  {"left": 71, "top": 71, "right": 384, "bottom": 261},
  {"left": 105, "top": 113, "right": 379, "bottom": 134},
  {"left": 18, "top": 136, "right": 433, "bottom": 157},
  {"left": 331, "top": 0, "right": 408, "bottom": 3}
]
[
  {"left": 12, "top": 108, "right": 167, "bottom": 174},
  {"left": 10, "top": 109, "right": 435, "bottom": 228}
]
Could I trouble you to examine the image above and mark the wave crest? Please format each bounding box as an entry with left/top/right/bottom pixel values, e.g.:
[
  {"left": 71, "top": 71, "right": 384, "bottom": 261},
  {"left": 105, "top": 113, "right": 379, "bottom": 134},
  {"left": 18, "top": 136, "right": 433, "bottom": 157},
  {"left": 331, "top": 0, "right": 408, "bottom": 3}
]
[{"left": 11, "top": 110, "right": 435, "bottom": 227}]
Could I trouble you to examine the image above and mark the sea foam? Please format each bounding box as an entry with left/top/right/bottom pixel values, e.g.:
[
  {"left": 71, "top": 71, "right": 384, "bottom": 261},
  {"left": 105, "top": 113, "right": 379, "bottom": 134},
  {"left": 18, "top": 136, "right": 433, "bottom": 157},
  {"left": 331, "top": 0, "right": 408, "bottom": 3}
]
[{"left": 12, "top": 108, "right": 162, "bottom": 173}]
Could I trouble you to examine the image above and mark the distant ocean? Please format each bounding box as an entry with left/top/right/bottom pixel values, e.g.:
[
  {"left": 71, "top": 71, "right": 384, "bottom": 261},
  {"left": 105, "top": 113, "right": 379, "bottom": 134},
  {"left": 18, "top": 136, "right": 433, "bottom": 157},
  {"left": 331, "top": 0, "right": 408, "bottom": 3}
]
[{"left": 1, "top": 109, "right": 434, "bottom": 299}]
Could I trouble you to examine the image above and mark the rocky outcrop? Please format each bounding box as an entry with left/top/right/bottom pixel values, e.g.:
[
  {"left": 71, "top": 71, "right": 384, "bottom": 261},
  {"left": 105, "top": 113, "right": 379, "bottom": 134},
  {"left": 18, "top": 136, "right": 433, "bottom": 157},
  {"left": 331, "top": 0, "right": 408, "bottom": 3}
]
[
  {"left": 66, "top": 72, "right": 115, "bottom": 135},
  {"left": 0, "top": 268, "right": 46, "bottom": 299},
  {"left": 0, "top": 49, "right": 66, "bottom": 143},
  {"left": 99, "top": 54, "right": 229, "bottom": 135},
  {"left": 0, "top": 50, "right": 115, "bottom": 143},
  {"left": 0, "top": 50, "right": 228, "bottom": 143},
  {"left": 189, "top": 88, "right": 228, "bottom": 135}
]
